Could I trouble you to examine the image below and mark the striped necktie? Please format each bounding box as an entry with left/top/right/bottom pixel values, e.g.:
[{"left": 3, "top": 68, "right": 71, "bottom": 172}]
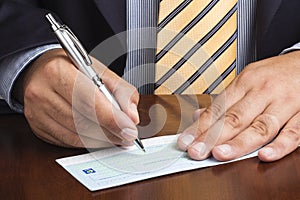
[{"left": 155, "top": 0, "right": 238, "bottom": 94}]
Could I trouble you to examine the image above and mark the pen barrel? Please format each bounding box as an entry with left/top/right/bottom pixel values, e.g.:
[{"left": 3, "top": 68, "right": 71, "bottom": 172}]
[
  {"left": 92, "top": 76, "right": 121, "bottom": 110},
  {"left": 53, "top": 29, "right": 97, "bottom": 79}
]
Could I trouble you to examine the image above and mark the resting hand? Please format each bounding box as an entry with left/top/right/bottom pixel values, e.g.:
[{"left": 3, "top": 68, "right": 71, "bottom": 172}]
[
  {"left": 18, "top": 49, "right": 139, "bottom": 148},
  {"left": 178, "top": 51, "right": 300, "bottom": 162}
]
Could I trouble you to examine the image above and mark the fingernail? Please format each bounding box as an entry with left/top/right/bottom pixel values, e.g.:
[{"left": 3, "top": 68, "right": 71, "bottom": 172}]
[
  {"left": 179, "top": 134, "right": 195, "bottom": 149},
  {"left": 261, "top": 147, "right": 273, "bottom": 158},
  {"left": 191, "top": 142, "right": 206, "bottom": 157},
  {"left": 121, "top": 128, "right": 138, "bottom": 141},
  {"left": 215, "top": 144, "right": 232, "bottom": 156}
]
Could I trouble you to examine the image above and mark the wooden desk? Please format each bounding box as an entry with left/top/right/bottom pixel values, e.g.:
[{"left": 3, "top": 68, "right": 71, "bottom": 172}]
[{"left": 0, "top": 95, "right": 299, "bottom": 199}]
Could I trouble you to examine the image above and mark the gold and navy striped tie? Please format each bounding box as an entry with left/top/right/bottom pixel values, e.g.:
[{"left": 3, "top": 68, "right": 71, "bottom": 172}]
[{"left": 155, "top": 0, "right": 238, "bottom": 94}]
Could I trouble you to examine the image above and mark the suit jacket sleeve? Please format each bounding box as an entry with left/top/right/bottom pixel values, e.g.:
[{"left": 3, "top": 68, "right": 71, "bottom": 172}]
[
  {"left": 0, "top": 0, "right": 121, "bottom": 112},
  {"left": 256, "top": 0, "right": 300, "bottom": 59},
  {"left": 0, "top": 1, "right": 59, "bottom": 112},
  {"left": 0, "top": 0, "right": 58, "bottom": 60},
  {"left": 0, "top": 44, "right": 61, "bottom": 112}
]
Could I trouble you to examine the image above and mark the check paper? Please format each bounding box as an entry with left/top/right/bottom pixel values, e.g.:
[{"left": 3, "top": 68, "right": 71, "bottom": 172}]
[{"left": 56, "top": 135, "right": 260, "bottom": 191}]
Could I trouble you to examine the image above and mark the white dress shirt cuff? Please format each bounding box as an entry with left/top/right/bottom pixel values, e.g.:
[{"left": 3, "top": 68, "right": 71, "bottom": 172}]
[{"left": 0, "top": 44, "right": 61, "bottom": 112}]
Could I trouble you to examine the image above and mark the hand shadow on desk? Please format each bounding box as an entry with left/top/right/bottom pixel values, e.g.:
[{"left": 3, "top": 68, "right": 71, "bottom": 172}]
[
  {"left": 256, "top": 150, "right": 299, "bottom": 174},
  {"left": 211, "top": 150, "right": 299, "bottom": 176}
]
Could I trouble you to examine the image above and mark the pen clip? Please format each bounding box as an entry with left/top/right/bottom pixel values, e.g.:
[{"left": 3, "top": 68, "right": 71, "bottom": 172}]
[{"left": 63, "top": 25, "right": 93, "bottom": 66}]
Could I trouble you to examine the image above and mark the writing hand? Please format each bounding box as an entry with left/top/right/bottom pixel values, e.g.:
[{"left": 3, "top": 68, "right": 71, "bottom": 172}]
[
  {"left": 18, "top": 49, "right": 139, "bottom": 148},
  {"left": 177, "top": 51, "right": 300, "bottom": 162}
]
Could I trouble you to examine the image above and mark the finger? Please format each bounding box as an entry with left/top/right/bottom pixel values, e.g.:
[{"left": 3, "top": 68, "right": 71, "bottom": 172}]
[
  {"left": 24, "top": 80, "right": 123, "bottom": 145},
  {"left": 35, "top": 126, "right": 115, "bottom": 148},
  {"left": 258, "top": 113, "right": 300, "bottom": 162},
  {"left": 32, "top": 113, "right": 117, "bottom": 148},
  {"left": 193, "top": 108, "right": 206, "bottom": 122},
  {"left": 177, "top": 108, "right": 206, "bottom": 150},
  {"left": 29, "top": 117, "right": 83, "bottom": 148},
  {"left": 186, "top": 90, "right": 270, "bottom": 160},
  {"left": 93, "top": 59, "right": 140, "bottom": 124},
  {"left": 38, "top": 89, "right": 76, "bottom": 132},
  {"left": 24, "top": 98, "right": 113, "bottom": 148},
  {"left": 74, "top": 61, "right": 139, "bottom": 142},
  {"left": 51, "top": 63, "right": 139, "bottom": 142},
  {"left": 211, "top": 114, "right": 279, "bottom": 161},
  {"left": 177, "top": 81, "right": 247, "bottom": 150},
  {"left": 115, "top": 83, "right": 140, "bottom": 125},
  {"left": 73, "top": 109, "right": 128, "bottom": 145},
  {"left": 24, "top": 100, "right": 72, "bottom": 147},
  {"left": 73, "top": 81, "right": 139, "bottom": 144},
  {"left": 41, "top": 90, "right": 122, "bottom": 144},
  {"left": 212, "top": 102, "right": 298, "bottom": 161},
  {"left": 94, "top": 94, "right": 139, "bottom": 142},
  {"left": 24, "top": 80, "right": 101, "bottom": 142},
  {"left": 41, "top": 99, "right": 126, "bottom": 146}
]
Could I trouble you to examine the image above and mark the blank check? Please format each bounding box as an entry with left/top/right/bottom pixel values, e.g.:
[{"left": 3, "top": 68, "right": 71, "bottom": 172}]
[{"left": 56, "top": 135, "right": 260, "bottom": 191}]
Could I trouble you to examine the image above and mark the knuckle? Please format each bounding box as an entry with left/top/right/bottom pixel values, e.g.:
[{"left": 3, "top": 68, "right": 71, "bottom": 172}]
[
  {"left": 125, "top": 86, "right": 139, "bottom": 103},
  {"left": 251, "top": 119, "right": 268, "bottom": 137},
  {"left": 243, "top": 62, "right": 258, "bottom": 71},
  {"left": 234, "top": 63, "right": 257, "bottom": 86},
  {"left": 236, "top": 66, "right": 252, "bottom": 81},
  {"left": 43, "top": 59, "right": 61, "bottom": 78},
  {"left": 24, "top": 107, "right": 34, "bottom": 122},
  {"left": 251, "top": 114, "right": 279, "bottom": 140},
  {"left": 293, "top": 120, "right": 300, "bottom": 130},
  {"left": 259, "top": 80, "right": 273, "bottom": 92},
  {"left": 206, "top": 103, "right": 224, "bottom": 121},
  {"left": 24, "top": 83, "right": 40, "bottom": 102},
  {"left": 132, "top": 87, "right": 139, "bottom": 99},
  {"left": 282, "top": 128, "right": 300, "bottom": 143},
  {"left": 224, "top": 111, "right": 242, "bottom": 129}
]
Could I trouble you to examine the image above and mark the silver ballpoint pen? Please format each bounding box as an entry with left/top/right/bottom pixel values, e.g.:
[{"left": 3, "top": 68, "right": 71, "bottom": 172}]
[{"left": 45, "top": 13, "right": 145, "bottom": 152}]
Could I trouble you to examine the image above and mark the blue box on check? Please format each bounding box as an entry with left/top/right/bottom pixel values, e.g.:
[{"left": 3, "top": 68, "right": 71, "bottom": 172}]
[{"left": 83, "top": 168, "right": 96, "bottom": 174}]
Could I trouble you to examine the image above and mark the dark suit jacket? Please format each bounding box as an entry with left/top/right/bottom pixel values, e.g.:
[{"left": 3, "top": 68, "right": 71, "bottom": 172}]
[{"left": 0, "top": 0, "right": 300, "bottom": 75}]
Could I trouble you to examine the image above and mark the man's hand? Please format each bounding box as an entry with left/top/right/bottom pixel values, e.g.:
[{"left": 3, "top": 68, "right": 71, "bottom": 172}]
[
  {"left": 178, "top": 51, "right": 300, "bottom": 162},
  {"left": 19, "top": 49, "right": 139, "bottom": 148}
]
